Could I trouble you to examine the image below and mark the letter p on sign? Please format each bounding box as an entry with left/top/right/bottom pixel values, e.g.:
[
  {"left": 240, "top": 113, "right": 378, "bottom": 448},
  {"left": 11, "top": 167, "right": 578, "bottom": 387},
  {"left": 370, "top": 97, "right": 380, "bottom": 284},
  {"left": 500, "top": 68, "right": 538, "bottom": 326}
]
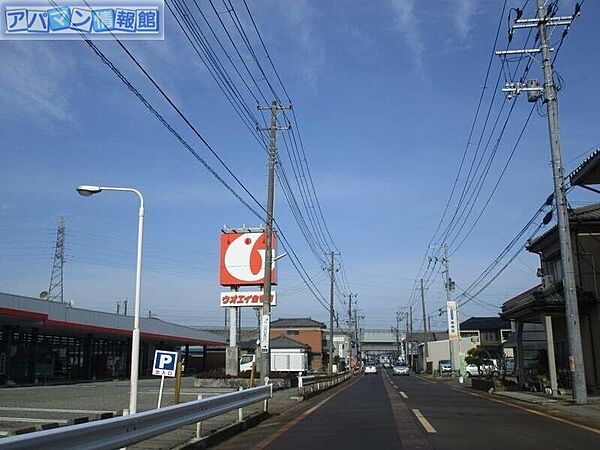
[{"left": 152, "top": 350, "right": 178, "bottom": 377}]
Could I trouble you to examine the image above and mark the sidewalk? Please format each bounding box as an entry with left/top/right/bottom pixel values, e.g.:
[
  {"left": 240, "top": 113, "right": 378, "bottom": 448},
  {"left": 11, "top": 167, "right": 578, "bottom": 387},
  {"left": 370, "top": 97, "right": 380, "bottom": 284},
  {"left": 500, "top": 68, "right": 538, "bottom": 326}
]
[{"left": 416, "top": 373, "right": 600, "bottom": 430}]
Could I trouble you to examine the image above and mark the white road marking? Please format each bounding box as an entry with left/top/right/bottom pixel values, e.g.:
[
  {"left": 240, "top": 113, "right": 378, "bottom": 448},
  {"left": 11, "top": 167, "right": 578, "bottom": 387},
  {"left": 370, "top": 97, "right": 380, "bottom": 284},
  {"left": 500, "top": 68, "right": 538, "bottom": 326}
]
[
  {"left": 0, "top": 417, "right": 69, "bottom": 424},
  {"left": 0, "top": 407, "right": 115, "bottom": 414},
  {"left": 399, "top": 391, "right": 408, "bottom": 399},
  {"left": 412, "top": 409, "right": 436, "bottom": 433}
]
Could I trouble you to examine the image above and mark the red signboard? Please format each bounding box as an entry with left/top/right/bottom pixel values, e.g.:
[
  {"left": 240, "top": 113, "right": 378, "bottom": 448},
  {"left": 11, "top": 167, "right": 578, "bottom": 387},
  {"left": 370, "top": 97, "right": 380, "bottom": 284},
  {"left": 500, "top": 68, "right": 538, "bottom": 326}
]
[{"left": 219, "top": 232, "right": 277, "bottom": 287}]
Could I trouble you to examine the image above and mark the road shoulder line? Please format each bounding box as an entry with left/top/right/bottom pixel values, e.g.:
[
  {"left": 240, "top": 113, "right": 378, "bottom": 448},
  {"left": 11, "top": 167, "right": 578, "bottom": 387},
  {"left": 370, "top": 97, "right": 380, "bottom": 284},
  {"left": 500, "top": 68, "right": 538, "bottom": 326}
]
[{"left": 254, "top": 374, "right": 362, "bottom": 449}]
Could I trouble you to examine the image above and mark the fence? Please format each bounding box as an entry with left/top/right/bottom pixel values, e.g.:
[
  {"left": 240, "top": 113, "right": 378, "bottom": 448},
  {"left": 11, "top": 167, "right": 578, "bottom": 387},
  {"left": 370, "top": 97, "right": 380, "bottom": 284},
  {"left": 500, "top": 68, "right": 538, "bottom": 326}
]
[{"left": 0, "top": 384, "right": 272, "bottom": 450}]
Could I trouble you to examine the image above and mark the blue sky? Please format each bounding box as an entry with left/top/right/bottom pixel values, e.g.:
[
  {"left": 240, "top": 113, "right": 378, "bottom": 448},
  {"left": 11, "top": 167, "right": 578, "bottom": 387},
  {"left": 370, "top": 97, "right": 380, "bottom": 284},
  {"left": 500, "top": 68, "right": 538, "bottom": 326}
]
[{"left": 1, "top": 0, "right": 599, "bottom": 330}]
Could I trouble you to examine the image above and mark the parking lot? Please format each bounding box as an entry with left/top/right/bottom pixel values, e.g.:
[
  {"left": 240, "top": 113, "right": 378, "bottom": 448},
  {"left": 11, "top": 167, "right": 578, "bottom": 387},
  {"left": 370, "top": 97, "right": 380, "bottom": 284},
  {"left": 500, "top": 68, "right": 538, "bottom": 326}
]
[{"left": 0, "top": 377, "right": 257, "bottom": 448}]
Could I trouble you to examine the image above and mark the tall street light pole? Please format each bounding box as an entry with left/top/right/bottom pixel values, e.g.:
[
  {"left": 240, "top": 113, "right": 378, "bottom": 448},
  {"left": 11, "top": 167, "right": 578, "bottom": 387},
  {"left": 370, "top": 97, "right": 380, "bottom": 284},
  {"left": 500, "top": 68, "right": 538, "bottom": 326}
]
[{"left": 76, "top": 185, "right": 144, "bottom": 414}]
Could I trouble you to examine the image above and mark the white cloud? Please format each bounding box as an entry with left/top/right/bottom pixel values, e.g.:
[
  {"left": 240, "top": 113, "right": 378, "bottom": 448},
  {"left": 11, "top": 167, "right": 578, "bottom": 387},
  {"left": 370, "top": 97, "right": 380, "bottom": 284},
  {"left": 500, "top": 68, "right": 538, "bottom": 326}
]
[
  {"left": 389, "top": 0, "right": 425, "bottom": 71},
  {"left": 454, "top": 0, "right": 477, "bottom": 40},
  {"left": 0, "top": 42, "right": 76, "bottom": 126},
  {"left": 274, "top": 0, "right": 326, "bottom": 88}
]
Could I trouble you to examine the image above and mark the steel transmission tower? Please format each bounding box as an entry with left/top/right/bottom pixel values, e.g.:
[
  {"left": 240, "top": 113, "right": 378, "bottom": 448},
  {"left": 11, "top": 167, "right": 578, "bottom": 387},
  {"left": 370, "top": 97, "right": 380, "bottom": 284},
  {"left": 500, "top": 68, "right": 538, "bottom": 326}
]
[{"left": 48, "top": 217, "right": 66, "bottom": 303}]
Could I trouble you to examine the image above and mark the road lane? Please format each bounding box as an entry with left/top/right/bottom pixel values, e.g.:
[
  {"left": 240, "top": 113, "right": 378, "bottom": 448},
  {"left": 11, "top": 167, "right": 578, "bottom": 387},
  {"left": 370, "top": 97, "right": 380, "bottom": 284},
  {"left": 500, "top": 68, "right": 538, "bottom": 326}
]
[
  {"left": 385, "top": 371, "right": 600, "bottom": 450},
  {"left": 264, "top": 373, "right": 401, "bottom": 449}
]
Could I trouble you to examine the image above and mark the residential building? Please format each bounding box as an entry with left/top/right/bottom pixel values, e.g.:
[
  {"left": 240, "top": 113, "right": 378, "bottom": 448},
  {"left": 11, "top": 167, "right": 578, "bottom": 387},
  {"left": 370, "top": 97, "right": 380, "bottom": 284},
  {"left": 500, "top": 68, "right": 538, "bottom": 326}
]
[
  {"left": 501, "top": 201, "right": 600, "bottom": 394},
  {"left": 460, "top": 317, "right": 512, "bottom": 358},
  {"left": 270, "top": 317, "right": 326, "bottom": 370}
]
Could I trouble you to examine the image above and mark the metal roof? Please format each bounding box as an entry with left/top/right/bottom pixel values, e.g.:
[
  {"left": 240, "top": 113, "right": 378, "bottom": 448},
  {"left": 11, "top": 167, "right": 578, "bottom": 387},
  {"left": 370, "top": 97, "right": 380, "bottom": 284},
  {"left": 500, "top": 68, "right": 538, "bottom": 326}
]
[
  {"left": 0, "top": 292, "right": 225, "bottom": 345},
  {"left": 271, "top": 317, "right": 326, "bottom": 329},
  {"left": 569, "top": 148, "right": 600, "bottom": 186},
  {"left": 528, "top": 202, "right": 600, "bottom": 250}
]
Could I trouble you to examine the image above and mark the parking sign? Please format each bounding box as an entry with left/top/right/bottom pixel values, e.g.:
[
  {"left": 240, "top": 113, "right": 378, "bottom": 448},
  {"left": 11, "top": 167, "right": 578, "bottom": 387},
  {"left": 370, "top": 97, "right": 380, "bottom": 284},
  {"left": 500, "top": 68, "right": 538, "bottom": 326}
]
[{"left": 152, "top": 350, "right": 178, "bottom": 377}]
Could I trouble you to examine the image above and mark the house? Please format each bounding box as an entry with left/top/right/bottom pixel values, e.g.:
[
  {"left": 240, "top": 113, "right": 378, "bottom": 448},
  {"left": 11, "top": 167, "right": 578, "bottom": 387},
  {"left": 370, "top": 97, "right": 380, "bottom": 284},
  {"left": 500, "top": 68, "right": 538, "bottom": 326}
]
[
  {"left": 460, "top": 317, "right": 512, "bottom": 358},
  {"left": 238, "top": 335, "right": 310, "bottom": 372},
  {"left": 501, "top": 202, "right": 600, "bottom": 394},
  {"left": 270, "top": 317, "right": 326, "bottom": 370}
]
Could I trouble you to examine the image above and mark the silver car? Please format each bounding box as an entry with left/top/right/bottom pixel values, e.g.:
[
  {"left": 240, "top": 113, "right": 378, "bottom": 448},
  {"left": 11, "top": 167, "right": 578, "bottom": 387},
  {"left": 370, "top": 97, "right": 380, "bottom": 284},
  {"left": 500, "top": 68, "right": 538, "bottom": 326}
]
[{"left": 392, "top": 363, "right": 410, "bottom": 376}]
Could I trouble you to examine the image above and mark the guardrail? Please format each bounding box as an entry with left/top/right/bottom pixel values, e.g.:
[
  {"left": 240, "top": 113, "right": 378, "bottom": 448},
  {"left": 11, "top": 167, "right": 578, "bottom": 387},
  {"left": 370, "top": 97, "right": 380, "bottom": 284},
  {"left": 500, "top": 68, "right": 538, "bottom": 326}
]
[
  {"left": 298, "top": 371, "right": 353, "bottom": 397},
  {"left": 0, "top": 384, "right": 272, "bottom": 450}
]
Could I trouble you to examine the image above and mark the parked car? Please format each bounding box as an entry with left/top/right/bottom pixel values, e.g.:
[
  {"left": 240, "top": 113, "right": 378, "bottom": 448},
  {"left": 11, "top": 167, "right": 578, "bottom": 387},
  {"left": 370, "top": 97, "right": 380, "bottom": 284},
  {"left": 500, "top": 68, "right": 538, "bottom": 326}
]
[
  {"left": 465, "top": 362, "right": 499, "bottom": 378},
  {"left": 392, "top": 363, "right": 410, "bottom": 376},
  {"left": 364, "top": 363, "right": 377, "bottom": 374},
  {"left": 439, "top": 360, "right": 452, "bottom": 374}
]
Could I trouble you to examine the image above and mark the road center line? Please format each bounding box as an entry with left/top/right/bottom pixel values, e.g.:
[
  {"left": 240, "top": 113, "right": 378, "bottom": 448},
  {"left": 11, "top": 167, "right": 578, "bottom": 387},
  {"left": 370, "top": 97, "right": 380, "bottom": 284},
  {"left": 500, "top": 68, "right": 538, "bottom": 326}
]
[
  {"left": 412, "top": 409, "right": 437, "bottom": 433},
  {"left": 399, "top": 391, "right": 408, "bottom": 399}
]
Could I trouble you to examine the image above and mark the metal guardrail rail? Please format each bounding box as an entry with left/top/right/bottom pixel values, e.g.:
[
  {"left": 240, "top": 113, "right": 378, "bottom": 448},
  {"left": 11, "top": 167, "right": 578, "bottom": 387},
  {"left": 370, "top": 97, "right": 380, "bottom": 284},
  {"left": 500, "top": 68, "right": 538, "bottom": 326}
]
[
  {"left": 298, "top": 371, "right": 353, "bottom": 396},
  {"left": 0, "top": 384, "right": 272, "bottom": 450}
]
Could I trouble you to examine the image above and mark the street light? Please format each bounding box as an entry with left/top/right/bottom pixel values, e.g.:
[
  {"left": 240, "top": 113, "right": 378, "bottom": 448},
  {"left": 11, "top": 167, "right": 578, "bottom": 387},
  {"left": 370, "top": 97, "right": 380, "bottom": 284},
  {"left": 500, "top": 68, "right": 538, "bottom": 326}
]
[{"left": 76, "top": 184, "right": 144, "bottom": 414}]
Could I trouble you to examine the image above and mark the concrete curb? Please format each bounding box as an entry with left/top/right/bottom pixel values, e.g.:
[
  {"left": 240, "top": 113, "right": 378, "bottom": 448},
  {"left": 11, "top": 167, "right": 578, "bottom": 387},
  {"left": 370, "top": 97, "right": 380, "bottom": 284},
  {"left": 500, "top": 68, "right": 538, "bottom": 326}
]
[{"left": 175, "top": 411, "right": 270, "bottom": 450}]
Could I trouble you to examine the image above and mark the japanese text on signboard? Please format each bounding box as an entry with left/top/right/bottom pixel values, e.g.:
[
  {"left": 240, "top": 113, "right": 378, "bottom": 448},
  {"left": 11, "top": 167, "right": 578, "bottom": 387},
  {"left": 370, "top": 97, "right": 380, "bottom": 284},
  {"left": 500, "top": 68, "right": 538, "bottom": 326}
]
[{"left": 1, "top": 1, "right": 164, "bottom": 40}]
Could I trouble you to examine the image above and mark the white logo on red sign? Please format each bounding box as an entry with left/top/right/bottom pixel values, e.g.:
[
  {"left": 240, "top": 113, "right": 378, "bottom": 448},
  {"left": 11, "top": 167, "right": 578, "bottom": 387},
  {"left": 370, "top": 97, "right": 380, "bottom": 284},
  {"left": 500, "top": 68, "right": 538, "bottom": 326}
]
[{"left": 219, "top": 232, "right": 277, "bottom": 286}]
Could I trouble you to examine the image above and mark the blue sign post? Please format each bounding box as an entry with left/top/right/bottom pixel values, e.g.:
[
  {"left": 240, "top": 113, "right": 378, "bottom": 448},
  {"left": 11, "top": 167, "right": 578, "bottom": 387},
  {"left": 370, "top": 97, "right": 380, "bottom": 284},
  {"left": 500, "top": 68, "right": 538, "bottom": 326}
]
[{"left": 152, "top": 350, "right": 178, "bottom": 408}]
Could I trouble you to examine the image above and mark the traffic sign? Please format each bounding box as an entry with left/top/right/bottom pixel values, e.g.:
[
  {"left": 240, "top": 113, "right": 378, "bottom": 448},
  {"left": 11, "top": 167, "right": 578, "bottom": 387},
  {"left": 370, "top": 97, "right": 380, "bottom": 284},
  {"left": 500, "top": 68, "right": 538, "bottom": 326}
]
[{"left": 152, "top": 350, "right": 178, "bottom": 377}]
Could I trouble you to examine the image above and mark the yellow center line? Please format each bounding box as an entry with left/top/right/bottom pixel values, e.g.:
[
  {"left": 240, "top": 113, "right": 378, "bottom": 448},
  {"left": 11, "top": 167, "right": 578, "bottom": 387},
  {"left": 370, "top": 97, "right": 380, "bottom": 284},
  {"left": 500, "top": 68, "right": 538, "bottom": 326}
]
[{"left": 412, "top": 409, "right": 437, "bottom": 433}]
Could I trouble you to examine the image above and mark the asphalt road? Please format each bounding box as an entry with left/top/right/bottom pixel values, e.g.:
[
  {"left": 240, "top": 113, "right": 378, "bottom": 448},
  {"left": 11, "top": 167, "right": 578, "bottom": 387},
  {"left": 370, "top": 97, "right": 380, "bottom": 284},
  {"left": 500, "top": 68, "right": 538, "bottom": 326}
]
[{"left": 240, "top": 370, "right": 600, "bottom": 450}]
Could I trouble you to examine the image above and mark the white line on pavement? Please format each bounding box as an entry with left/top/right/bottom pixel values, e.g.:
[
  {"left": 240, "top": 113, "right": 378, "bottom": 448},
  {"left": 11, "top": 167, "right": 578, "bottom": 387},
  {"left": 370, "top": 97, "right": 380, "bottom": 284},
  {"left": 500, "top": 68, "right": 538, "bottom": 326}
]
[
  {"left": 400, "top": 391, "right": 408, "bottom": 399},
  {"left": 0, "top": 407, "right": 115, "bottom": 414},
  {"left": 0, "top": 417, "right": 69, "bottom": 424},
  {"left": 412, "top": 409, "right": 436, "bottom": 433}
]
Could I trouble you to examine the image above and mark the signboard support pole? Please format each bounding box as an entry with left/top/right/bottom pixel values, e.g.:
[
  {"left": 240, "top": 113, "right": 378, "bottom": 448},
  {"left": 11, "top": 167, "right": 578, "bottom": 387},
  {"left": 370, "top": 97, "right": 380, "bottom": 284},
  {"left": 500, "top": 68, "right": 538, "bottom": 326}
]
[
  {"left": 226, "top": 287, "right": 239, "bottom": 376},
  {"left": 157, "top": 374, "right": 165, "bottom": 409}
]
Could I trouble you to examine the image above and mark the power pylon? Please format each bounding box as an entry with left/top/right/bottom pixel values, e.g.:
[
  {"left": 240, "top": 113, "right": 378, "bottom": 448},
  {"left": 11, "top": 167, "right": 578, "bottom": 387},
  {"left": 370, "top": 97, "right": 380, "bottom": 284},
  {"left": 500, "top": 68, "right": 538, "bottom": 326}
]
[{"left": 48, "top": 217, "right": 66, "bottom": 303}]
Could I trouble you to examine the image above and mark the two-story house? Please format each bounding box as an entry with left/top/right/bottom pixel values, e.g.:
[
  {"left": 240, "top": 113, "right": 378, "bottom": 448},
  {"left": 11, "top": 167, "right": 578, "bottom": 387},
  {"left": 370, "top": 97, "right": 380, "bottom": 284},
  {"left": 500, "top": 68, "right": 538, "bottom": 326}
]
[
  {"left": 501, "top": 202, "right": 600, "bottom": 394},
  {"left": 270, "top": 317, "right": 326, "bottom": 370},
  {"left": 460, "top": 317, "right": 512, "bottom": 358}
]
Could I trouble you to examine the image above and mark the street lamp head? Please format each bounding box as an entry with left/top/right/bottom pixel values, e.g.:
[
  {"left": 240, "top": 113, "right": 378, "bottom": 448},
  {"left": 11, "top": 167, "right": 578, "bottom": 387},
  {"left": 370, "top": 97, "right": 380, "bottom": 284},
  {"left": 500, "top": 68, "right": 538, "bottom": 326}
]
[{"left": 76, "top": 185, "right": 102, "bottom": 197}]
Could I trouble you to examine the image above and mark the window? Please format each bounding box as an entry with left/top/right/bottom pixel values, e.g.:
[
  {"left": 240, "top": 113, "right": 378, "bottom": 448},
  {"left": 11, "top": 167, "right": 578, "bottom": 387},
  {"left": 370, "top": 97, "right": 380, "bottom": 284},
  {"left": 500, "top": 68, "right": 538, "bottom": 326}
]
[{"left": 286, "top": 330, "right": 299, "bottom": 336}]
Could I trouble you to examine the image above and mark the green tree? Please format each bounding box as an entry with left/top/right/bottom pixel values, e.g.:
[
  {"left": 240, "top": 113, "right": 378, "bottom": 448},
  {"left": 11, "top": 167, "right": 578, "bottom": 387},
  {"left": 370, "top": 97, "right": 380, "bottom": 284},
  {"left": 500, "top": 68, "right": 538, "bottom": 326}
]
[{"left": 465, "top": 347, "right": 490, "bottom": 377}]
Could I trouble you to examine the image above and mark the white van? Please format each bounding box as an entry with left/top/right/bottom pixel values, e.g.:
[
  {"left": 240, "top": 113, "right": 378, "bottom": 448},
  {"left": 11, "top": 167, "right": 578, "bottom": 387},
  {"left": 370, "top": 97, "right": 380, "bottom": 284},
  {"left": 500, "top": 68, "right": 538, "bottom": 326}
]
[{"left": 239, "top": 354, "right": 255, "bottom": 372}]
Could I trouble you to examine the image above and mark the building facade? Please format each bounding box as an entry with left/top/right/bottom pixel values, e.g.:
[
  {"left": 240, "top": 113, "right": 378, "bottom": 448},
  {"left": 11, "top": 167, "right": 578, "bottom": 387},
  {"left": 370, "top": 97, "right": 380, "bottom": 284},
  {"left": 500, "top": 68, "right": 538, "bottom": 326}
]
[{"left": 270, "top": 317, "right": 326, "bottom": 370}]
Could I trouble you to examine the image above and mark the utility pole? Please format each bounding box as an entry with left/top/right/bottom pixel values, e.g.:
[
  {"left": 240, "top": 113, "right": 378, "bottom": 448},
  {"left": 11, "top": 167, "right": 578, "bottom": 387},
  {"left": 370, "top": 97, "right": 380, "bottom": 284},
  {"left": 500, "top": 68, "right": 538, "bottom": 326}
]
[
  {"left": 348, "top": 293, "right": 355, "bottom": 364},
  {"left": 408, "top": 306, "right": 413, "bottom": 368},
  {"left": 405, "top": 307, "right": 409, "bottom": 363},
  {"left": 498, "top": 1, "right": 586, "bottom": 404},
  {"left": 420, "top": 279, "right": 429, "bottom": 371},
  {"left": 328, "top": 251, "right": 336, "bottom": 375},
  {"left": 441, "top": 243, "right": 460, "bottom": 373},
  {"left": 48, "top": 217, "right": 66, "bottom": 303},
  {"left": 256, "top": 101, "right": 290, "bottom": 382}
]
